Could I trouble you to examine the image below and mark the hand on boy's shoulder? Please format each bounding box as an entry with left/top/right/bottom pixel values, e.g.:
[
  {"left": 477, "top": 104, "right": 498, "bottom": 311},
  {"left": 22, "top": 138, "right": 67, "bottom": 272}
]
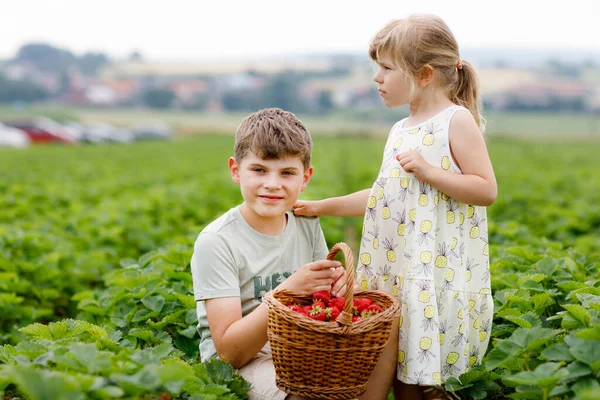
[{"left": 291, "top": 201, "right": 320, "bottom": 218}]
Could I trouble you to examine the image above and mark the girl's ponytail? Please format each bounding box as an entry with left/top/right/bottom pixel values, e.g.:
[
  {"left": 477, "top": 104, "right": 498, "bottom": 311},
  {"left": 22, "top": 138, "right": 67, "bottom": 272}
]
[{"left": 450, "top": 60, "right": 485, "bottom": 132}]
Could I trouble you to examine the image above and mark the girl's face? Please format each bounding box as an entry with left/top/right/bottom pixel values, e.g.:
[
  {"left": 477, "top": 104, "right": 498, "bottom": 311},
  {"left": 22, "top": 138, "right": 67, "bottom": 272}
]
[{"left": 373, "top": 56, "right": 413, "bottom": 108}]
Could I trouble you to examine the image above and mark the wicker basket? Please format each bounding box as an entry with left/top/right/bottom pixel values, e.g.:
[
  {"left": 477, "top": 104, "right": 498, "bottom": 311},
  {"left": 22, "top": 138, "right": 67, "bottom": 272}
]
[{"left": 263, "top": 242, "right": 401, "bottom": 399}]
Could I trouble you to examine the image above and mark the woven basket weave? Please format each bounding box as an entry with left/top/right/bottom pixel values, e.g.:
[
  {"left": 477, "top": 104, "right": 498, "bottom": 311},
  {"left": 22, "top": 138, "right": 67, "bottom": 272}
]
[{"left": 263, "top": 242, "right": 401, "bottom": 399}]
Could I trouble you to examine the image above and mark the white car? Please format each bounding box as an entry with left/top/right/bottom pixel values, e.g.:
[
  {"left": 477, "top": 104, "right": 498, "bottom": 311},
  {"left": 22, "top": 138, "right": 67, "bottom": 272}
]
[{"left": 0, "top": 123, "right": 30, "bottom": 148}]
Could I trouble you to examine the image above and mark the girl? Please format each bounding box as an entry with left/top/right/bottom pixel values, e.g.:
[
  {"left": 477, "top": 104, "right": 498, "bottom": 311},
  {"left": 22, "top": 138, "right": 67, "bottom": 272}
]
[{"left": 294, "top": 14, "right": 497, "bottom": 400}]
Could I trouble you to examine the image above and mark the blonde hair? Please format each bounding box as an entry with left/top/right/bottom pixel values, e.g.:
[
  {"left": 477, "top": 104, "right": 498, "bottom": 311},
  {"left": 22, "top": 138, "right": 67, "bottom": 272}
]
[
  {"left": 234, "top": 108, "right": 312, "bottom": 170},
  {"left": 369, "top": 14, "right": 484, "bottom": 131}
]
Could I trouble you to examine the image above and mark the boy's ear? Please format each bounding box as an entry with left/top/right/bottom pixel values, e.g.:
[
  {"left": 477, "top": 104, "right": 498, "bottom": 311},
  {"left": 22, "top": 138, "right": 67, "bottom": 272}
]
[
  {"left": 301, "top": 166, "right": 314, "bottom": 192},
  {"left": 418, "top": 64, "right": 435, "bottom": 87},
  {"left": 229, "top": 157, "right": 241, "bottom": 184}
]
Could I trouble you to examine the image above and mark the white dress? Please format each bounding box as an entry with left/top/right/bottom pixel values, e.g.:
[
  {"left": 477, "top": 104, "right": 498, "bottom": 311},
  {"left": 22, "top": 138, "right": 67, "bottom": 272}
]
[{"left": 357, "top": 105, "right": 493, "bottom": 386}]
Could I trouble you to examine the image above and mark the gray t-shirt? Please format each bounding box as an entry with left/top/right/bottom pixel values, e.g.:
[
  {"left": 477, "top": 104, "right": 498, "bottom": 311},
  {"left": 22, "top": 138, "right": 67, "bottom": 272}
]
[{"left": 190, "top": 205, "right": 329, "bottom": 362}]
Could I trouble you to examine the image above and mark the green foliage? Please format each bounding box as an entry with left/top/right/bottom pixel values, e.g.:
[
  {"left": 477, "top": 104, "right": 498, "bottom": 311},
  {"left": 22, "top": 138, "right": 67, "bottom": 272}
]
[{"left": 1, "top": 134, "right": 599, "bottom": 399}]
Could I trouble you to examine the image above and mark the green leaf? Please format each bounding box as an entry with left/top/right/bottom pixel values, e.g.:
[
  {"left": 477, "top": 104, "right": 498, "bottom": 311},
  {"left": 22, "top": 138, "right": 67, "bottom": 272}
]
[
  {"left": 572, "top": 377, "right": 600, "bottom": 396},
  {"left": 142, "top": 295, "right": 165, "bottom": 313},
  {"left": 559, "top": 361, "right": 592, "bottom": 383},
  {"left": 0, "top": 345, "right": 17, "bottom": 364},
  {"left": 535, "top": 258, "right": 558, "bottom": 276},
  {"left": 19, "top": 323, "right": 53, "bottom": 340},
  {"left": 111, "top": 365, "right": 162, "bottom": 394},
  {"left": 577, "top": 325, "right": 600, "bottom": 341},
  {"left": 562, "top": 304, "right": 591, "bottom": 328},
  {"left": 504, "top": 362, "right": 568, "bottom": 387},
  {"left": 542, "top": 343, "right": 574, "bottom": 361}
]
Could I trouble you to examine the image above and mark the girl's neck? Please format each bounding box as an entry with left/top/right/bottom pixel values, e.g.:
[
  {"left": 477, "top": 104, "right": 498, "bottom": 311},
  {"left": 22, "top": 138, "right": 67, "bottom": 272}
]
[{"left": 407, "top": 87, "right": 454, "bottom": 124}]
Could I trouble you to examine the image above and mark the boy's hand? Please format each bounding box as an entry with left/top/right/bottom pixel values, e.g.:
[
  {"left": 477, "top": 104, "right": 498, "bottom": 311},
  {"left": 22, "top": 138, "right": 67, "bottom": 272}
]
[
  {"left": 277, "top": 260, "right": 342, "bottom": 295},
  {"left": 292, "top": 200, "right": 321, "bottom": 217},
  {"left": 396, "top": 150, "right": 433, "bottom": 181}
]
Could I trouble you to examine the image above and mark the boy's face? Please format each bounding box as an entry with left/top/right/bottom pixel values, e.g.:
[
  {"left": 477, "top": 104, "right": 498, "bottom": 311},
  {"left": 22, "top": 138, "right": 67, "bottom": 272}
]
[{"left": 229, "top": 151, "right": 313, "bottom": 223}]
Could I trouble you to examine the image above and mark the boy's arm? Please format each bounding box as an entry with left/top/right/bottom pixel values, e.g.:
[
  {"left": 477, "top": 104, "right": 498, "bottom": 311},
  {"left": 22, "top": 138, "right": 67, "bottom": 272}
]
[
  {"left": 294, "top": 188, "right": 371, "bottom": 217},
  {"left": 205, "top": 297, "right": 268, "bottom": 369},
  {"left": 206, "top": 259, "right": 341, "bottom": 369}
]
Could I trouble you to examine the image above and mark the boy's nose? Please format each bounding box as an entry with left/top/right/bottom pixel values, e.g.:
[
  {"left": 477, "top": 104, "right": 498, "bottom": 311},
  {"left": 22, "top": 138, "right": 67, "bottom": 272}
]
[{"left": 263, "top": 175, "right": 282, "bottom": 189}]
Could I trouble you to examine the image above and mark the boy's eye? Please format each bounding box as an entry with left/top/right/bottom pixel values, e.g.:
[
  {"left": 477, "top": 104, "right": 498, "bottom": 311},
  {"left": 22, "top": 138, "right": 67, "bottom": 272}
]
[
  {"left": 282, "top": 171, "right": 294, "bottom": 176},
  {"left": 252, "top": 168, "right": 265, "bottom": 173}
]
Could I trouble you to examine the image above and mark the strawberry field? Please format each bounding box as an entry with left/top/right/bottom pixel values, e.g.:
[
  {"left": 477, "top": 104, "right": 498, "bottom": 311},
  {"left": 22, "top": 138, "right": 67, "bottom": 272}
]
[{"left": 1, "top": 134, "right": 599, "bottom": 399}]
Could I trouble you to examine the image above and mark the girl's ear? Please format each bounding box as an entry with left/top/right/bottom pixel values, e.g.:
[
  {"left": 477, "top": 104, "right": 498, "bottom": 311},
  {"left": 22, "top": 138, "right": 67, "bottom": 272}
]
[
  {"left": 418, "top": 65, "right": 435, "bottom": 88},
  {"left": 229, "top": 157, "right": 241, "bottom": 184}
]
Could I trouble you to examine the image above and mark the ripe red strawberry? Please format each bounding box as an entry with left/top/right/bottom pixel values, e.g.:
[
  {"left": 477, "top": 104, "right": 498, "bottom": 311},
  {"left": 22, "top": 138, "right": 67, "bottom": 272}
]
[
  {"left": 352, "top": 316, "right": 364, "bottom": 323},
  {"left": 308, "top": 303, "right": 327, "bottom": 321},
  {"left": 303, "top": 305, "right": 313, "bottom": 315},
  {"left": 312, "top": 290, "right": 331, "bottom": 304},
  {"left": 353, "top": 298, "right": 373, "bottom": 315},
  {"left": 159, "top": 393, "right": 172, "bottom": 400},
  {"left": 327, "top": 306, "right": 341, "bottom": 322},
  {"left": 329, "top": 296, "right": 345, "bottom": 310},
  {"left": 361, "top": 304, "right": 383, "bottom": 319},
  {"left": 289, "top": 305, "right": 305, "bottom": 314}
]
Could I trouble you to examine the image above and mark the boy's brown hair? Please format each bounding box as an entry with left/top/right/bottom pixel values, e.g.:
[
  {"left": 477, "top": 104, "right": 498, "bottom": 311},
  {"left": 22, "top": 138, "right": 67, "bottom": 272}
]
[{"left": 234, "top": 108, "right": 312, "bottom": 170}]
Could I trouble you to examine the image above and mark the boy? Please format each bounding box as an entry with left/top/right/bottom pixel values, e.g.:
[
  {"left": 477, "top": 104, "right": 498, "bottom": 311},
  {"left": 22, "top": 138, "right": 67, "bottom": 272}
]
[{"left": 190, "top": 108, "right": 347, "bottom": 400}]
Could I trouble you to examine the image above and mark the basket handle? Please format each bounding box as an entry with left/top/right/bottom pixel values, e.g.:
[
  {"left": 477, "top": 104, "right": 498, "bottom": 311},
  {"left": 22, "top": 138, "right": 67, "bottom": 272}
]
[{"left": 326, "top": 242, "right": 355, "bottom": 326}]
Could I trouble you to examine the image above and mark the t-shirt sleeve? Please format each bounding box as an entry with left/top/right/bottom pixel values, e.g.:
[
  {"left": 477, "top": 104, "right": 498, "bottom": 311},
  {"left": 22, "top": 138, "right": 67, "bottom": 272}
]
[
  {"left": 191, "top": 231, "right": 240, "bottom": 301},
  {"left": 312, "top": 218, "right": 329, "bottom": 261}
]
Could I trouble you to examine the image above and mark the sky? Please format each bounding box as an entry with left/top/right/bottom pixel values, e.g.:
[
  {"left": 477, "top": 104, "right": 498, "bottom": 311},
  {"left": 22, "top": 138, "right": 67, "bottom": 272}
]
[{"left": 1, "top": 0, "right": 598, "bottom": 62}]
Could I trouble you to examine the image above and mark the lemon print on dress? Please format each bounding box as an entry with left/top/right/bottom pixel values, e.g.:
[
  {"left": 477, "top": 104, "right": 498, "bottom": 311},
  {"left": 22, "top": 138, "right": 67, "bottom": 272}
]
[
  {"left": 390, "top": 167, "right": 401, "bottom": 178},
  {"left": 470, "top": 213, "right": 485, "bottom": 239},
  {"left": 366, "top": 195, "right": 377, "bottom": 220},
  {"left": 417, "top": 251, "right": 433, "bottom": 275},
  {"left": 443, "top": 352, "right": 460, "bottom": 376},
  {"left": 421, "top": 305, "right": 438, "bottom": 331},
  {"left": 479, "top": 319, "right": 491, "bottom": 342},
  {"left": 446, "top": 200, "right": 458, "bottom": 224},
  {"left": 382, "top": 238, "right": 398, "bottom": 262},
  {"left": 417, "top": 336, "right": 435, "bottom": 362},
  {"left": 467, "top": 205, "right": 475, "bottom": 218},
  {"left": 358, "top": 252, "right": 374, "bottom": 278},
  {"left": 469, "top": 346, "right": 480, "bottom": 367},
  {"left": 422, "top": 123, "right": 441, "bottom": 146},
  {"left": 432, "top": 372, "right": 442, "bottom": 385},
  {"left": 435, "top": 243, "right": 450, "bottom": 268},
  {"left": 397, "top": 350, "right": 411, "bottom": 376},
  {"left": 443, "top": 268, "right": 455, "bottom": 291},
  {"left": 418, "top": 181, "right": 431, "bottom": 207},
  {"left": 377, "top": 264, "right": 392, "bottom": 283},
  {"left": 409, "top": 127, "right": 421, "bottom": 134},
  {"left": 392, "top": 211, "right": 406, "bottom": 236},
  {"left": 407, "top": 208, "right": 417, "bottom": 233},
  {"left": 480, "top": 237, "right": 489, "bottom": 256},
  {"left": 438, "top": 320, "right": 448, "bottom": 345},
  {"left": 381, "top": 195, "right": 394, "bottom": 220},
  {"left": 416, "top": 220, "right": 434, "bottom": 245},
  {"left": 399, "top": 177, "right": 411, "bottom": 201},
  {"left": 465, "top": 257, "right": 479, "bottom": 282},
  {"left": 393, "top": 137, "right": 403, "bottom": 150},
  {"left": 416, "top": 280, "right": 432, "bottom": 303},
  {"left": 368, "top": 224, "right": 380, "bottom": 249},
  {"left": 376, "top": 177, "right": 387, "bottom": 200},
  {"left": 441, "top": 156, "right": 451, "bottom": 170}
]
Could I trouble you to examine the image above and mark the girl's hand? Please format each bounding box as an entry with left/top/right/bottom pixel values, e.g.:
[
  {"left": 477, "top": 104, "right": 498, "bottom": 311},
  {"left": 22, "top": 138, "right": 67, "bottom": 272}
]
[
  {"left": 292, "top": 200, "right": 322, "bottom": 217},
  {"left": 396, "top": 150, "right": 433, "bottom": 181}
]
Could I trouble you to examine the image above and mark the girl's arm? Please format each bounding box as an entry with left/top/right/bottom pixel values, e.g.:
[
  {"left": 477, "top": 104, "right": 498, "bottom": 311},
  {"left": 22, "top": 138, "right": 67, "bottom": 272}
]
[
  {"left": 397, "top": 111, "right": 497, "bottom": 206},
  {"left": 293, "top": 188, "right": 371, "bottom": 217}
]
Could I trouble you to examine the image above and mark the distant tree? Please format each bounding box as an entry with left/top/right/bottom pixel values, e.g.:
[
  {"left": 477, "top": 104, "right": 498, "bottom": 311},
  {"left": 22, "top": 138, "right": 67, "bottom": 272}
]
[
  {"left": 317, "top": 90, "right": 335, "bottom": 114},
  {"left": 129, "top": 51, "right": 144, "bottom": 61},
  {"left": 260, "top": 71, "right": 307, "bottom": 113},
  {"left": 143, "top": 88, "right": 175, "bottom": 108},
  {"left": 0, "top": 74, "right": 48, "bottom": 103},
  {"left": 546, "top": 58, "right": 581, "bottom": 78},
  {"left": 15, "top": 43, "right": 76, "bottom": 72},
  {"left": 221, "top": 90, "right": 260, "bottom": 111},
  {"left": 78, "top": 52, "right": 110, "bottom": 76}
]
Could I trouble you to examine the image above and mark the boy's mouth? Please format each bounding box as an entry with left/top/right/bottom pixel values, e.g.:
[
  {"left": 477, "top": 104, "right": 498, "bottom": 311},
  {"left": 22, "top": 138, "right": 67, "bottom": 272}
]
[{"left": 259, "top": 195, "right": 284, "bottom": 202}]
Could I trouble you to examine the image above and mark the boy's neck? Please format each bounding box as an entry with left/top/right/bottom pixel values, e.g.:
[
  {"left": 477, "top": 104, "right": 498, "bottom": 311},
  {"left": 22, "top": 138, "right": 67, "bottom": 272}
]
[{"left": 239, "top": 203, "right": 288, "bottom": 236}]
